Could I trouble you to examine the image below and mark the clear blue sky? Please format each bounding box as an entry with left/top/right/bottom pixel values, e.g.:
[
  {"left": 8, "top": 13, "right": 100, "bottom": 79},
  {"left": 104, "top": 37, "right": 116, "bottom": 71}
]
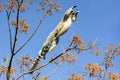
[{"left": 0, "top": 0, "right": 120, "bottom": 80}]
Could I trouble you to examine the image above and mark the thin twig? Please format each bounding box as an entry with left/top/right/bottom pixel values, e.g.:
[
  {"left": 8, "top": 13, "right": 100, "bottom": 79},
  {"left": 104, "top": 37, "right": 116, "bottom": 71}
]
[
  {"left": 14, "top": 12, "right": 47, "bottom": 55},
  {"left": 47, "top": 64, "right": 61, "bottom": 78},
  {"left": 93, "top": 38, "right": 98, "bottom": 46},
  {"left": 33, "top": 72, "right": 41, "bottom": 80},
  {"left": 69, "top": 37, "right": 74, "bottom": 47},
  {"left": 6, "top": 10, "right": 12, "bottom": 54},
  {"left": 103, "top": 51, "right": 116, "bottom": 80}
]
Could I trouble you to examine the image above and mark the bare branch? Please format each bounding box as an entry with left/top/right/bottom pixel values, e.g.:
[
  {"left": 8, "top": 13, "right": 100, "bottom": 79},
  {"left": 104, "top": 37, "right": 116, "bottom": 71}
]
[
  {"left": 6, "top": 1, "right": 22, "bottom": 80},
  {"left": 12, "top": 2, "right": 20, "bottom": 54},
  {"left": 40, "top": 64, "right": 61, "bottom": 80},
  {"left": 15, "top": 52, "right": 63, "bottom": 80},
  {"left": 15, "top": 40, "right": 75, "bottom": 80},
  {"left": 6, "top": 10, "right": 12, "bottom": 54},
  {"left": 14, "top": 12, "right": 47, "bottom": 55},
  {"left": 47, "top": 64, "right": 61, "bottom": 78}
]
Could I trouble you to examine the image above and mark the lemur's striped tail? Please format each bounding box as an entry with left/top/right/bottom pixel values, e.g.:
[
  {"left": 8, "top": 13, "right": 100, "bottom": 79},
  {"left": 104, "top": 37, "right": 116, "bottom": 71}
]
[
  {"left": 29, "top": 50, "right": 43, "bottom": 71},
  {"left": 29, "top": 38, "right": 58, "bottom": 72}
]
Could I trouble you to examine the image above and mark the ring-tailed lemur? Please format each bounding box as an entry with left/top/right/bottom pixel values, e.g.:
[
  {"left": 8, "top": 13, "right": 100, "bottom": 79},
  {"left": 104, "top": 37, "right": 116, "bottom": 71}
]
[{"left": 30, "top": 5, "right": 79, "bottom": 71}]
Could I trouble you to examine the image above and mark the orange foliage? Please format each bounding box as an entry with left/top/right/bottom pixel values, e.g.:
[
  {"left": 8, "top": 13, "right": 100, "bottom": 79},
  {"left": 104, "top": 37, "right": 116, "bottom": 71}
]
[
  {"left": 114, "top": 47, "right": 120, "bottom": 54},
  {"left": 104, "top": 44, "right": 120, "bottom": 70},
  {"left": 84, "top": 63, "right": 104, "bottom": 77},
  {"left": 41, "top": 75, "right": 48, "bottom": 80},
  {"left": 73, "top": 34, "right": 84, "bottom": 51},
  {"left": 109, "top": 72, "right": 120, "bottom": 80},
  {"left": 17, "top": 54, "right": 33, "bottom": 69},
  {"left": 11, "top": 18, "right": 29, "bottom": 33},
  {"left": 0, "top": 65, "right": 16, "bottom": 77},
  {"left": 0, "top": 3, "right": 4, "bottom": 12},
  {"left": 59, "top": 52, "right": 77, "bottom": 64},
  {"left": 20, "top": 4, "right": 27, "bottom": 12},
  {"left": 68, "top": 73, "right": 83, "bottom": 80},
  {"left": 40, "top": 0, "right": 61, "bottom": 15}
]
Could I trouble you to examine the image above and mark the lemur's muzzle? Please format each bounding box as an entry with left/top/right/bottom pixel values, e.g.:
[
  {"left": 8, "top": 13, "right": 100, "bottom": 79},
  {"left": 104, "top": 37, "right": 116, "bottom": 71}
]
[{"left": 69, "top": 6, "right": 79, "bottom": 22}]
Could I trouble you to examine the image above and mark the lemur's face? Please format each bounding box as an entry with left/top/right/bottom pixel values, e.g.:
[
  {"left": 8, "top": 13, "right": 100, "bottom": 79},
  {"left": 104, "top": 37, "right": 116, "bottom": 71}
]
[
  {"left": 71, "top": 11, "right": 79, "bottom": 22},
  {"left": 63, "top": 6, "right": 79, "bottom": 22}
]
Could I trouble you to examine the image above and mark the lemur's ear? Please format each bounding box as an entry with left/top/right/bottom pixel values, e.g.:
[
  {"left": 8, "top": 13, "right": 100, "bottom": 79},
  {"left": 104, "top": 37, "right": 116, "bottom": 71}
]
[
  {"left": 75, "top": 11, "right": 79, "bottom": 17},
  {"left": 72, "top": 5, "right": 77, "bottom": 8},
  {"left": 65, "top": 5, "right": 76, "bottom": 15}
]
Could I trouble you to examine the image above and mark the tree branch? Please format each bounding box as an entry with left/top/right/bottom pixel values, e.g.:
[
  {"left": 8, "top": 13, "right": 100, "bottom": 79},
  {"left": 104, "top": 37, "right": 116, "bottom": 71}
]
[
  {"left": 14, "top": 12, "right": 47, "bottom": 55},
  {"left": 12, "top": 1, "right": 20, "bottom": 54},
  {"left": 6, "top": 1, "right": 21, "bottom": 80},
  {"left": 47, "top": 64, "right": 61, "bottom": 78},
  {"left": 6, "top": 10, "right": 12, "bottom": 54},
  {"left": 15, "top": 40, "right": 75, "bottom": 80},
  {"left": 6, "top": 3, "right": 47, "bottom": 79},
  {"left": 15, "top": 52, "right": 63, "bottom": 80},
  {"left": 16, "top": 35, "right": 95, "bottom": 80}
]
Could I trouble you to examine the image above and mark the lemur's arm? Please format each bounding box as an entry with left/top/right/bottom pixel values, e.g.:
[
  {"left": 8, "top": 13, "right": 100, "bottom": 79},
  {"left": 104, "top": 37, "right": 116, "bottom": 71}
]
[{"left": 30, "top": 5, "right": 79, "bottom": 71}]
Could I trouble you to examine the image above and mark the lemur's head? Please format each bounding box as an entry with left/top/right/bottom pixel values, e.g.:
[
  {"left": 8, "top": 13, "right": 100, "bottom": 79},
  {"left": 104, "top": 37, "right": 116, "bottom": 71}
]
[{"left": 63, "top": 5, "right": 79, "bottom": 22}]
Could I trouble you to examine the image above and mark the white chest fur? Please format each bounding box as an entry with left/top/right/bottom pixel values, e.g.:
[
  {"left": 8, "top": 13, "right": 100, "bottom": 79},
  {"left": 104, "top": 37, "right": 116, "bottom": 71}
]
[
  {"left": 63, "top": 17, "right": 72, "bottom": 28},
  {"left": 58, "top": 18, "right": 72, "bottom": 36}
]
